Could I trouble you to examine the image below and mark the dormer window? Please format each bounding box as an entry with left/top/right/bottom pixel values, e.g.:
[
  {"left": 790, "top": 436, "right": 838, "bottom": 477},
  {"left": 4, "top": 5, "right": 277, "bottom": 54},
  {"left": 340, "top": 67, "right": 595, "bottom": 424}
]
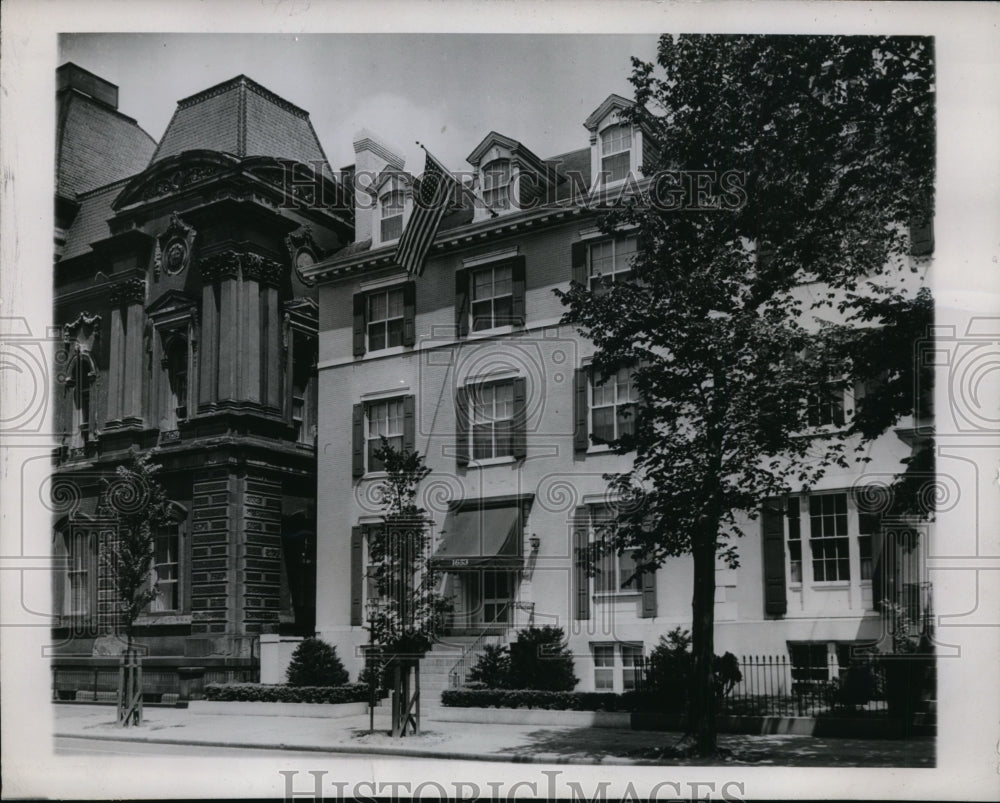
[
  {"left": 600, "top": 124, "right": 632, "bottom": 183},
  {"left": 380, "top": 191, "right": 404, "bottom": 243},
  {"left": 482, "top": 159, "right": 511, "bottom": 212}
]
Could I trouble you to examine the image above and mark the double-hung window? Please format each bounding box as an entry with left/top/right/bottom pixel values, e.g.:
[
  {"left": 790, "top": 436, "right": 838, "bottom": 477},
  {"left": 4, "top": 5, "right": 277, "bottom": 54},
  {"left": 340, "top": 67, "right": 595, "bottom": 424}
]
[
  {"left": 380, "top": 192, "right": 404, "bottom": 243},
  {"left": 588, "top": 236, "right": 636, "bottom": 295},
  {"left": 471, "top": 263, "right": 513, "bottom": 332},
  {"left": 592, "top": 643, "right": 644, "bottom": 692},
  {"left": 67, "top": 531, "right": 92, "bottom": 617},
  {"left": 600, "top": 124, "right": 632, "bottom": 183},
  {"left": 367, "top": 287, "right": 404, "bottom": 352},
  {"left": 353, "top": 282, "right": 415, "bottom": 357},
  {"left": 592, "top": 507, "right": 639, "bottom": 594},
  {"left": 471, "top": 381, "right": 515, "bottom": 460},
  {"left": 591, "top": 366, "right": 635, "bottom": 445},
  {"left": 367, "top": 397, "right": 405, "bottom": 471},
  {"left": 482, "top": 159, "right": 511, "bottom": 212},
  {"left": 806, "top": 381, "right": 845, "bottom": 428},
  {"left": 808, "top": 493, "right": 850, "bottom": 582},
  {"left": 149, "top": 525, "right": 179, "bottom": 612}
]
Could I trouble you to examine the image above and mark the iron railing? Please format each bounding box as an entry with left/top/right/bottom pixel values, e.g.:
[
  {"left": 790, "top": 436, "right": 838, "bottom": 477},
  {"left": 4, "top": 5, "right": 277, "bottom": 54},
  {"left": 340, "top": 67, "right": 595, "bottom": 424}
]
[{"left": 718, "top": 654, "right": 889, "bottom": 717}]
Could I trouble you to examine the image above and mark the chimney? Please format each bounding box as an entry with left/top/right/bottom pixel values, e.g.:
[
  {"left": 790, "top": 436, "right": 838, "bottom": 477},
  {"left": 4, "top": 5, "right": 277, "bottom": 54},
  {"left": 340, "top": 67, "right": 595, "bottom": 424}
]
[
  {"left": 352, "top": 129, "right": 404, "bottom": 244},
  {"left": 57, "top": 63, "right": 119, "bottom": 109}
]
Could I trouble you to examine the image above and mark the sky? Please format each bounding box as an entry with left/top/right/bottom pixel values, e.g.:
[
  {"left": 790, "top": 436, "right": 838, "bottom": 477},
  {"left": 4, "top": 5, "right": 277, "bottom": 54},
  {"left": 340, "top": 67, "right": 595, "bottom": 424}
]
[{"left": 59, "top": 33, "right": 660, "bottom": 174}]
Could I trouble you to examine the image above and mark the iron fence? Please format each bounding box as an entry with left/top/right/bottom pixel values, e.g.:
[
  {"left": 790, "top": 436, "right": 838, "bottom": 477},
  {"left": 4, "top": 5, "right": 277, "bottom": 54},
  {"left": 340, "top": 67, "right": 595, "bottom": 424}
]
[
  {"left": 719, "top": 654, "right": 889, "bottom": 717},
  {"left": 632, "top": 653, "right": 891, "bottom": 718}
]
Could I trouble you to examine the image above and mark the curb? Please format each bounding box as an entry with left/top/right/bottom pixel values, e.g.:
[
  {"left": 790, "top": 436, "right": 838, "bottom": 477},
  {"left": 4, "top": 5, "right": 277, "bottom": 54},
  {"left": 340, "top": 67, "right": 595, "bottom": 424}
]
[{"left": 54, "top": 732, "right": 645, "bottom": 765}]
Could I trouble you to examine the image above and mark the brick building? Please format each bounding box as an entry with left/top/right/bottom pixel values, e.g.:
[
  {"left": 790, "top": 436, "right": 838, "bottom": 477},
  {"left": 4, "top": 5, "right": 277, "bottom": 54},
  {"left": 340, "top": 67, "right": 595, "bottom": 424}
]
[
  {"left": 305, "top": 93, "right": 933, "bottom": 696},
  {"left": 51, "top": 64, "right": 350, "bottom": 698}
]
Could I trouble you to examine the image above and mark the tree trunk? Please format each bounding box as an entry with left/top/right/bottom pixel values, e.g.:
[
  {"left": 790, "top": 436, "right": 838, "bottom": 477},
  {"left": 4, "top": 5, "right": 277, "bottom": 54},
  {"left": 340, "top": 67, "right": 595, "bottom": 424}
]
[{"left": 687, "top": 534, "right": 718, "bottom": 755}]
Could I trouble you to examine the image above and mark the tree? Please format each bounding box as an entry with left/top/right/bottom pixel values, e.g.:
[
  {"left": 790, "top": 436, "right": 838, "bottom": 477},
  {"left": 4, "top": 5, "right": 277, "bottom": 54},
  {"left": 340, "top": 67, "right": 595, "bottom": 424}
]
[
  {"left": 556, "top": 34, "right": 933, "bottom": 756},
  {"left": 365, "top": 436, "right": 452, "bottom": 736},
  {"left": 99, "top": 449, "right": 172, "bottom": 725},
  {"left": 365, "top": 436, "right": 452, "bottom": 657}
]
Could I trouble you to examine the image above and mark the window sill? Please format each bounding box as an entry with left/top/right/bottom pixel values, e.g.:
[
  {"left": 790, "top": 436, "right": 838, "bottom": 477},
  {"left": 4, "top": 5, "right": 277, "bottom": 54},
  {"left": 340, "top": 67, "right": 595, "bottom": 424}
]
[
  {"left": 594, "top": 591, "right": 641, "bottom": 600},
  {"left": 466, "top": 456, "right": 517, "bottom": 469},
  {"left": 363, "top": 345, "right": 407, "bottom": 359},
  {"left": 466, "top": 324, "right": 517, "bottom": 341},
  {"left": 811, "top": 582, "right": 851, "bottom": 590},
  {"left": 362, "top": 470, "right": 389, "bottom": 480}
]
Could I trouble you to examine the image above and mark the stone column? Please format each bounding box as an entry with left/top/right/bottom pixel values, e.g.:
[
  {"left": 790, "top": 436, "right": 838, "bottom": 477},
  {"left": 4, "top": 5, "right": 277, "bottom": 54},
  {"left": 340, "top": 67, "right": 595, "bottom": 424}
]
[
  {"left": 108, "top": 278, "right": 146, "bottom": 427},
  {"left": 199, "top": 251, "right": 241, "bottom": 404}
]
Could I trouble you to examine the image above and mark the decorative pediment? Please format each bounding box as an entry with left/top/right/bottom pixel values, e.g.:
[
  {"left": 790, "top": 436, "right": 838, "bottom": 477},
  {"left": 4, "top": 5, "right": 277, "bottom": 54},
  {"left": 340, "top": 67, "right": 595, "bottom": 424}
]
[
  {"left": 466, "top": 131, "right": 521, "bottom": 168},
  {"left": 146, "top": 289, "right": 197, "bottom": 318},
  {"left": 154, "top": 212, "right": 197, "bottom": 280},
  {"left": 583, "top": 94, "right": 634, "bottom": 132},
  {"left": 113, "top": 150, "right": 240, "bottom": 210}
]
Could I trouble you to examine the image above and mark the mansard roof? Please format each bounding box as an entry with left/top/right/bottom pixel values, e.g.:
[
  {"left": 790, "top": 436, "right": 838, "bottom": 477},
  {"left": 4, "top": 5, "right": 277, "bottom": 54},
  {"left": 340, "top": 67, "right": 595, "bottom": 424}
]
[
  {"left": 151, "top": 75, "right": 332, "bottom": 176},
  {"left": 56, "top": 67, "right": 157, "bottom": 198},
  {"left": 60, "top": 179, "right": 129, "bottom": 261}
]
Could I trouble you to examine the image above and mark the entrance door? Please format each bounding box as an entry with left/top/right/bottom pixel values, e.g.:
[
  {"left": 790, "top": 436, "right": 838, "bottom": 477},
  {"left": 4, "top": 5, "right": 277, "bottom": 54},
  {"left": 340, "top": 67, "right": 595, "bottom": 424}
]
[{"left": 481, "top": 570, "right": 513, "bottom": 625}]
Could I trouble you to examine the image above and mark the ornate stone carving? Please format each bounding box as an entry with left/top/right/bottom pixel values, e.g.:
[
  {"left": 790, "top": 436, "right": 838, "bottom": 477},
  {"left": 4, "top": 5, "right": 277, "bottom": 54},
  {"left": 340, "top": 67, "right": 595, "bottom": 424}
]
[
  {"left": 199, "top": 250, "right": 241, "bottom": 283},
  {"left": 241, "top": 253, "right": 284, "bottom": 287},
  {"left": 108, "top": 278, "right": 146, "bottom": 306},
  {"left": 284, "top": 226, "right": 324, "bottom": 287},
  {"left": 153, "top": 213, "right": 197, "bottom": 281},
  {"left": 141, "top": 166, "right": 219, "bottom": 203}
]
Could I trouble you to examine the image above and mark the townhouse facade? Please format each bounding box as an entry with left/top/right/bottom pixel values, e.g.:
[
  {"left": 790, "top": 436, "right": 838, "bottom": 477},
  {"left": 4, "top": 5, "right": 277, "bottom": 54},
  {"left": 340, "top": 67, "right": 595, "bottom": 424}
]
[
  {"left": 308, "top": 93, "right": 933, "bottom": 694},
  {"left": 51, "top": 64, "right": 348, "bottom": 697}
]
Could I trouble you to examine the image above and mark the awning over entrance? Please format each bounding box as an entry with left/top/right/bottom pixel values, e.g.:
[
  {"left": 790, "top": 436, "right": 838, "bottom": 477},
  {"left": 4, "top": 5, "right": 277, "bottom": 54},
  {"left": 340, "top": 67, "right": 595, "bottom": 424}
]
[{"left": 431, "top": 499, "right": 527, "bottom": 570}]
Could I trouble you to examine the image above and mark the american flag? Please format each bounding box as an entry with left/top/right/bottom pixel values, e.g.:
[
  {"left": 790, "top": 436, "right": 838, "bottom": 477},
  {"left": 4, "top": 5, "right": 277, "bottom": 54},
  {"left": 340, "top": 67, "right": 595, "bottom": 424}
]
[{"left": 394, "top": 147, "right": 458, "bottom": 278}]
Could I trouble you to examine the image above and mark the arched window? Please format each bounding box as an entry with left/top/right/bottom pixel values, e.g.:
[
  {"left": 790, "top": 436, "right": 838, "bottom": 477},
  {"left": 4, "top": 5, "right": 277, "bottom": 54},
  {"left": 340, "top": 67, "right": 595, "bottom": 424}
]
[
  {"left": 599, "top": 124, "right": 632, "bottom": 183},
  {"left": 380, "top": 191, "right": 404, "bottom": 242},
  {"left": 482, "top": 159, "right": 511, "bottom": 211}
]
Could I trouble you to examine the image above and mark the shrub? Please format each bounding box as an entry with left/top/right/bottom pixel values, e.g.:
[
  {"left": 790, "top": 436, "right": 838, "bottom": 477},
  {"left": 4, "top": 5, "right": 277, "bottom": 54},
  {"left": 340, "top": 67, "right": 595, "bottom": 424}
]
[
  {"left": 204, "top": 683, "right": 368, "bottom": 704},
  {"left": 507, "top": 626, "right": 578, "bottom": 691},
  {"left": 643, "top": 628, "right": 743, "bottom": 712},
  {"left": 467, "top": 644, "right": 511, "bottom": 689},
  {"left": 286, "top": 638, "right": 349, "bottom": 687}
]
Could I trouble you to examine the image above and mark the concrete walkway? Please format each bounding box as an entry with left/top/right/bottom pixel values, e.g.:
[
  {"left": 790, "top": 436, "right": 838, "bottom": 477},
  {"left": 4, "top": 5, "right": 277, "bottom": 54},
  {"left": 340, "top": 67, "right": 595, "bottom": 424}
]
[{"left": 53, "top": 704, "right": 934, "bottom": 767}]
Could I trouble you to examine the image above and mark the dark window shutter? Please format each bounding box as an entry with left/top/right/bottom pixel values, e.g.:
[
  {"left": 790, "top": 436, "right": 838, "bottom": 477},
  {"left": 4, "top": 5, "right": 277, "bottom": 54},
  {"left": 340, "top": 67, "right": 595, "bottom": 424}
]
[
  {"left": 571, "top": 242, "right": 588, "bottom": 286},
  {"left": 455, "top": 269, "right": 469, "bottom": 339},
  {"left": 573, "top": 367, "right": 589, "bottom": 453},
  {"left": 572, "top": 506, "right": 590, "bottom": 620},
  {"left": 762, "top": 499, "right": 787, "bottom": 617},
  {"left": 353, "top": 293, "right": 366, "bottom": 356},
  {"left": 350, "top": 526, "right": 363, "bottom": 626},
  {"left": 402, "top": 281, "right": 416, "bottom": 346},
  {"left": 640, "top": 562, "right": 657, "bottom": 618},
  {"left": 403, "top": 394, "right": 415, "bottom": 453},
  {"left": 510, "top": 256, "right": 526, "bottom": 327},
  {"left": 454, "top": 386, "right": 469, "bottom": 468},
  {"left": 512, "top": 376, "right": 527, "bottom": 460},
  {"left": 352, "top": 403, "right": 365, "bottom": 478},
  {"left": 910, "top": 215, "right": 934, "bottom": 256}
]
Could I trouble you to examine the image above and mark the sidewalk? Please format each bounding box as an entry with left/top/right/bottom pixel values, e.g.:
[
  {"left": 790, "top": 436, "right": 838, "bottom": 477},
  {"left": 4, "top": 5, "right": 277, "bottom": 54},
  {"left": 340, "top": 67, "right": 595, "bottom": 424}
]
[{"left": 53, "top": 704, "right": 934, "bottom": 767}]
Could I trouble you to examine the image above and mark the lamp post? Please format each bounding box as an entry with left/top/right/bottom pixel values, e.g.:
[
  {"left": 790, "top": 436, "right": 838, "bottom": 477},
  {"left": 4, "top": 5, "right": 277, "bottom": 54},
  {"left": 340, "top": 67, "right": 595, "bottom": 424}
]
[{"left": 365, "top": 597, "right": 379, "bottom": 734}]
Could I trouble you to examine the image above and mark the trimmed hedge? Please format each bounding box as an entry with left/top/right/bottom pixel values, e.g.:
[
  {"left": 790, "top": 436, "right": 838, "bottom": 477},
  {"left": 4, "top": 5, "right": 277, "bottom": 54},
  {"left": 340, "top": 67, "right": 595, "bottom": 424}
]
[
  {"left": 441, "top": 688, "right": 659, "bottom": 712},
  {"left": 204, "top": 683, "right": 369, "bottom": 704}
]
